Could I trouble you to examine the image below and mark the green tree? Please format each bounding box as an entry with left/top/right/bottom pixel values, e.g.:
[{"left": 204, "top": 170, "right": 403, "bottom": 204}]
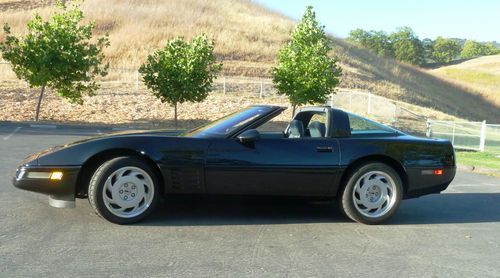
[
  {"left": 273, "top": 6, "right": 341, "bottom": 115},
  {"left": 348, "top": 29, "right": 371, "bottom": 48},
  {"left": 422, "top": 38, "right": 434, "bottom": 62},
  {"left": 390, "top": 27, "right": 424, "bottom": 65},
  {"left": 368, "top": 30, "right": 394, "bottom": 57},
  {"left": 139, "top": 35, "right": 222, "bottom": 128},
  {"left": 0, "top": 1, "right": 109, "bottom": 121},
  {"left": 460, "top": 40, "right": 487, "bottom": 58},
  {"left": 348, "top": 29, "right": 393, "bottom": 57},
  {"left": 432, "top": 37, "right": 462, "bottom": 63},
  {"left": 484, "top": 42, "right": 500, "bottom": 55}
]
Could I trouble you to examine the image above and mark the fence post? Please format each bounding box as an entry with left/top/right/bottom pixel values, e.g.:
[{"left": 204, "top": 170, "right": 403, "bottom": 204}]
[
  {"left": 259, "top": 80, "right": 263, "bottom": 98},
  {"left": 367, "top": 92, "right": 372, "bottom": 114},
  {"left": 451, "top": 121, "right": 456, "bottom": 145},
  {"left": 479, "top": 120, "right": 486, "bottom": 152},
  {"left": 393, "top": 103, "right": 398, "bottom": 124},
  {"left": 223, "top": 76, "right": 226, "bottom": 95},
  {"left": 426, "top": 119, "right": 432, "bottom": 137},
  {"left": 349, "top": 94, "right": 352, "bottom": 111}
]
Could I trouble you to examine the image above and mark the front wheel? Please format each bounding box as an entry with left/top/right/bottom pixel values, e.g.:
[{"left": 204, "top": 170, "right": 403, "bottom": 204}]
[
  {"left": 338, "top": 162, "right": 403, "bottom": 225},
  {"left": 88, "top": 156, "right": 160, "bottom": 224}
]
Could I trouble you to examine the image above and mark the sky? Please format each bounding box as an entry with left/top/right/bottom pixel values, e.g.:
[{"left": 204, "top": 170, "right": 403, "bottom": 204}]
[{"left": 254, "top": 0, "right": 500, "bottom": 42}]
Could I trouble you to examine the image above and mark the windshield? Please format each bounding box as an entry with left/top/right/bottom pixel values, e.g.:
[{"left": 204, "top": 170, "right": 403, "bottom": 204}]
[{"left": 185, "top": 106, "right": 276, "bottom": 138}]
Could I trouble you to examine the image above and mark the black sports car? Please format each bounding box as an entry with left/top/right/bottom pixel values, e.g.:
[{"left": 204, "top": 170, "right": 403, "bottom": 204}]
[{"left": 13, "top": 105, "right": 456, "bottom": 224}]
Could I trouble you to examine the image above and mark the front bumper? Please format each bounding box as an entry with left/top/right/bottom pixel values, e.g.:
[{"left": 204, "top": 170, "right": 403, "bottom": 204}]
[{"left": 13, "top": 165, "right": 81, "bottom": 207}]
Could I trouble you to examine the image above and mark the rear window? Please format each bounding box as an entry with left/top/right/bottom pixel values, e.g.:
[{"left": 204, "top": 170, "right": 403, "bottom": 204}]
[{"left": 347, "top": 113, "right": 397, "bottom": 135}]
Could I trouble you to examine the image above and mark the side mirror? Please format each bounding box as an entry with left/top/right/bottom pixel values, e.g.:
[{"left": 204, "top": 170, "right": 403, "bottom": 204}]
[{"left": 237, "top": 129, "right": 260, "bottom": 144}]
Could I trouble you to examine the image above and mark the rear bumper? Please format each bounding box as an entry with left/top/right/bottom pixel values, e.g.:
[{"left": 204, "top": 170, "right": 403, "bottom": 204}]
[
  {"left": 404, "top": 165, "right": 456, "bottom": 199},
  {"left": 12, "top": 165, "right": 81, "bottom": 207}
]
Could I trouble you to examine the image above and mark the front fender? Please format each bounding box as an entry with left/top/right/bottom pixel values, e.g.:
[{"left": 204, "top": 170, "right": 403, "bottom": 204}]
[{"left": 36, "top": 136, "right": 184, "bottom": 166}]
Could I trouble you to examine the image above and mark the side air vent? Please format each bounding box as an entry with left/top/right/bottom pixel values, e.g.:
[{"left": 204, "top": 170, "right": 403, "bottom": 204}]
[{"left": 170, "top": 168, "right": 201, "bottom": 191}]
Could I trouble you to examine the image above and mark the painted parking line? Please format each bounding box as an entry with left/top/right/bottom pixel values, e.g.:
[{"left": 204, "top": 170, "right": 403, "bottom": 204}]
[{"left": 2, "top": 127, "right": 21, "bottom": 140}]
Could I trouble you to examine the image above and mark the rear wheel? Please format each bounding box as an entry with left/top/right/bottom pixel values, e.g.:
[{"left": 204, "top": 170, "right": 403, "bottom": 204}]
[
  {"left": 338, "top": 162, "right": 403, "bottom": 224},
  {"left": 88, "top": 156, "right": 160, "bottom": 224}
]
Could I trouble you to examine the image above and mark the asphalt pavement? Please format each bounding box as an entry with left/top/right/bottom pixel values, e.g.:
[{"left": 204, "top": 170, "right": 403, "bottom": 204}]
[{"left": 1, "top": 124, "right": 500, "bottom": 277}]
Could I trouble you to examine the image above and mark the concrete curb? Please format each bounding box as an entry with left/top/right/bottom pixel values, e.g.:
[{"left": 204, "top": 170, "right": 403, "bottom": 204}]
[
  {"left": 29, "top": 124, "right": 57, "bottom": 129},
  {"left": 457, "top": 164, "right": 499, "bottom": 176}
]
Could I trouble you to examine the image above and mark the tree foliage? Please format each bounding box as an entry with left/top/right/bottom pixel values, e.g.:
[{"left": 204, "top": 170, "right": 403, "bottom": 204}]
[
  {"left": 348, "top": 26, "right": 424, "bottom": 65},
  {"left": 389, "top": 27, "right": 425, "bottom": 65},
  {"left": 273, "top": 6, "right": 341, "bottom": 112},
  {"left": 422, "top": 38, "right": 434, "bottom": 62},
  {"left": 460, "top": 40, "right": 500, "bottom": 58},
  {"left": 349, "top": 26, "right": 500, "bottom": 65},
  {"left": 460, "top": 40, "right": 487, "bottom": 58},
  {"left": 0, "top": 1, "right": 109, "bottom": 120},
  {"left": 348, "top": 29, "right": 393, "bottom": 57},
  {"left": 139, "top": 34, "right": 222, "bottom": 127},
  {"left": 484, "top": 42, "right": 500, "bottom": 55},
  {"left": 431, "top": 37, "right": 461, "bottom": 63}
]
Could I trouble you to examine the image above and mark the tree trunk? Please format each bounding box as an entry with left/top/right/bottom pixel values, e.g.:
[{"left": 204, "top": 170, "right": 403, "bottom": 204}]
[
  {"left": 174, "top": 103, "right": 178, "bottom": 129},
  {"left": 291, "top": 104, "right": 296, "bottom": 118},
  {"left": 35, "top": 84, "right": 46, "bottom": 122}
]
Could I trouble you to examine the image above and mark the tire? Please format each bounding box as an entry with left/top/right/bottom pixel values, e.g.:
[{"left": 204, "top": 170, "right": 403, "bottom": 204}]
[
  {"left": 337, "top": 162, "right": 403, "bottom": 225},
  {"left": 88, "top": 156, "right": 160, "bottom": 224}
]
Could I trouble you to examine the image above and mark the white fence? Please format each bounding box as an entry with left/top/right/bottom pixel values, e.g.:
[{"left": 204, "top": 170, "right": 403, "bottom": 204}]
[
  {"left": 330, "top": 91, "right": 397, "bottom": 122},
  {"left": 426, "top": 120, "right": 500, "bottom": 153},
  {"left": 0, "top": 61, "right": 276, "bottom": 97},
  {"left": 330, "top": 90, "right": 431, "bottom": 135}
]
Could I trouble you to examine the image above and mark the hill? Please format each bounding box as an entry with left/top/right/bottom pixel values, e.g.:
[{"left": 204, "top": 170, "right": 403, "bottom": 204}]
[
  {"left": 430, "top": 55, "right": 500, "bottom": 107},
  {"left": 0, "top": 0, "right": 499, "bottom": 123}
]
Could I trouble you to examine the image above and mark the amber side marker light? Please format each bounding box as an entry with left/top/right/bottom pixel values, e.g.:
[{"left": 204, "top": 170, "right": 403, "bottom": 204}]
[
  {"left": 50, "top": 172, "right": 63, "bottom": 180},
  {"left": 434, "top": 169, "right": 443, "bottom": 175}
]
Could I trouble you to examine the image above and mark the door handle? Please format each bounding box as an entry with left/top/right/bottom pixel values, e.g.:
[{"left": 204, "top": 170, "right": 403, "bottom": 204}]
[{"left": 316, "top": 146, "right": 333, "bottom": 152}]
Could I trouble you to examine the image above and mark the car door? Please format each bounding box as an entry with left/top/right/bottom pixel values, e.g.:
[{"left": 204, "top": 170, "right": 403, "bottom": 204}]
[{"left": 204, "top": 113, "right": 341, "bottom": 196}]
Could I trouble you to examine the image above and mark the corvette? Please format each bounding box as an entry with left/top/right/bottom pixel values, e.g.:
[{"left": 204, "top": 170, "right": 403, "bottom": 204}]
[{"left": 13, "top": 105, "right": 456, "bottom": 224}]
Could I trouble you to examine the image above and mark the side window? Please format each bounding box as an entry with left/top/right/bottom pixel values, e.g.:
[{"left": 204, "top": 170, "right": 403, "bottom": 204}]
[{"left": 347, "top": 113, "right": 395, "bottom": 134}]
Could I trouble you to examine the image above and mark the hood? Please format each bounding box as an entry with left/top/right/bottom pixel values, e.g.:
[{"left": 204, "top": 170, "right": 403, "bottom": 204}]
[
  {"left": 22, "top": 129, "right": 185, "bottom": 165},
  {"left": 68, "top": 129, "right": 184, "bottom": 144},
  {"left": 103, "top": 129, "right": 184, "bottom": 137}
]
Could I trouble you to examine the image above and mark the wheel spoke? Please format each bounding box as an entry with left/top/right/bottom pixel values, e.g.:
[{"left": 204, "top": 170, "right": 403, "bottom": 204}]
[
  {"left": 374, "top": 175, "right": 386, "bottom": 183},
  {"left": 101, "top": 166, "right": 155, "bottom": 219},
  {"left": 105, "top": 178, "right": 114, "bottom": 192},
  {"left": 118, "top": 168, "right": 130, "bottom": 178},
  {"left": 355, "top": 181, "right": 362, "bottom": 193},
  {"left": 104, "top": 193, "right": 115, "bottom": 204}
]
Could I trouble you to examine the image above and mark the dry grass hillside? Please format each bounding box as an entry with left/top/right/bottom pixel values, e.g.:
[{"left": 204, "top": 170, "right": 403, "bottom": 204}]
[
  {"left": 331, "top": 39, "right": 499, "bottom": 122},
  {"left": 0, "top": 0, "right": 499, "bottom": 123},
  {"left": 430, "top": 55, "right": 500, "bottom": 107},
  {"left": 0, "top": 0, "right": 293, "bottom": 76}
]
